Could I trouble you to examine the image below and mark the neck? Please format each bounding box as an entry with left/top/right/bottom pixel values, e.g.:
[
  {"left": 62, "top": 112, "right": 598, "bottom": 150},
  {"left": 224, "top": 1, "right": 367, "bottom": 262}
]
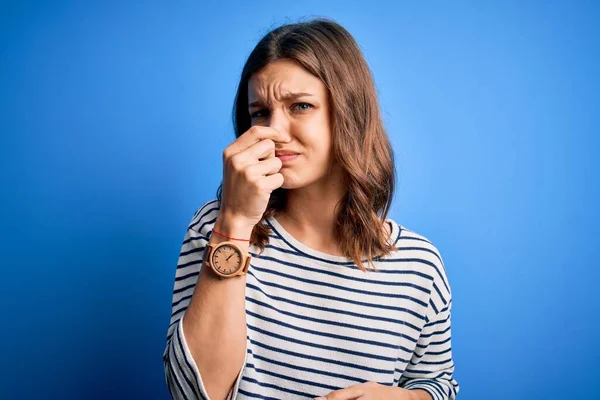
[
  {"left": 274, "top": 179, "right": 393, "bottom": 257},
  {"left": 277, "top": 167, "right": 348, "bottom": 250}
]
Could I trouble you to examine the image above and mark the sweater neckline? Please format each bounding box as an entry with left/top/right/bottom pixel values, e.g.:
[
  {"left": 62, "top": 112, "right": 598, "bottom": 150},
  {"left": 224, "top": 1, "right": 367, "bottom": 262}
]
[{"left": 266, "top": 215, "right": 400, "bottom": 264}]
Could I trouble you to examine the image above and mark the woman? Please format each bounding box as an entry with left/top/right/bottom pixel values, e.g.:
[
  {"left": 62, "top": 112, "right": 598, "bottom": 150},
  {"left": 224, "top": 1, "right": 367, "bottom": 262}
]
[{"left": 163, "top": 18, "right": 459, "bottom": 400}]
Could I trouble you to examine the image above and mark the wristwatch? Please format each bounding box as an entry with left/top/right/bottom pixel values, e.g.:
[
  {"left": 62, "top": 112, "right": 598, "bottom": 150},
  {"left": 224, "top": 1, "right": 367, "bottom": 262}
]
[{"left": 203, "top": 241, "right": 251, "bottom": 279}]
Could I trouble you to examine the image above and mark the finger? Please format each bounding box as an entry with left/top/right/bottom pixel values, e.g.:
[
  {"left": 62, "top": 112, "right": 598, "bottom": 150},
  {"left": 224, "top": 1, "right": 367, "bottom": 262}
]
[
  {"left": 258, "top": 172, "right": 284, "bottom": 193},
  {"left": 228, "top": 125, "right": 290, "bottom": 156},
  {"left": 245, "top": 138, "right": 277, "bottom": 162},
  {"left": 315, "top": 384, "right": 364, "bottom": 400},
  {"left": 229, "top": 138, "right": 276, "bottom": 171},
  {"left": 245, "top": 156, "right": 283, "bottom": 178}
]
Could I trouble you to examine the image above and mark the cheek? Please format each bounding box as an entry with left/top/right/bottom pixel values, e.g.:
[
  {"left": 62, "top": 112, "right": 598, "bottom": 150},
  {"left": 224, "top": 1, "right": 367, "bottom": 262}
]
[
  {"left": 311, "top": 138, "right": 334, "bottom": 164},
  {"left": 300, "top": 129, "right": 332, "bottom": 157}
]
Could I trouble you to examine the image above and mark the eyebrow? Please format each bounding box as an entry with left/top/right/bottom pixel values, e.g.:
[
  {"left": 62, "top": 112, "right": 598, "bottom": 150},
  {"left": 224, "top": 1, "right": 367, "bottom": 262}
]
[{"left": 248, "top": 92, "right": 315, "bottom": 109}]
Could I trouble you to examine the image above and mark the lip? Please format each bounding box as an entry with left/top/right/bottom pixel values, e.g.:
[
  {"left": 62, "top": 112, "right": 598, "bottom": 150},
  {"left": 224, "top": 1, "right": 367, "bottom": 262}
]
[
  {"left": 276, "top": 153, "right": 299, "bottom": 163},
  {"left": 274, "top": 151, "right": 299, "bottom": 157}
]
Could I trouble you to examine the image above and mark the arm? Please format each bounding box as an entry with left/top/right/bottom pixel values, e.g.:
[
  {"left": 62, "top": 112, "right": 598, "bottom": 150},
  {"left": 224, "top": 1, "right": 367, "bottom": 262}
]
[
  {"left": 409, "top": 389, "right": 435, "bottom": 400},
  {"left": 399, "top": 301, "right": 459, "bottom": 400},
  {"left": 163, "top": 201, "right": 252, "bottom": 400}
]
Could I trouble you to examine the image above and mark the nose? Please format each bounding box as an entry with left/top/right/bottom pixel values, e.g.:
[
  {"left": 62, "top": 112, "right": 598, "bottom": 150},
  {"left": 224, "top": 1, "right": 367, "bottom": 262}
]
[{"left": 267, "top": 109, "right": 291, "bottom": 142}]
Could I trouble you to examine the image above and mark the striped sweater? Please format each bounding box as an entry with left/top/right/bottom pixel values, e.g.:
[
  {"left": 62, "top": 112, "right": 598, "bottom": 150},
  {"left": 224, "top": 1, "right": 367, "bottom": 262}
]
[{"left": 163, "top": 199, "right": 459, "bottom": 400}]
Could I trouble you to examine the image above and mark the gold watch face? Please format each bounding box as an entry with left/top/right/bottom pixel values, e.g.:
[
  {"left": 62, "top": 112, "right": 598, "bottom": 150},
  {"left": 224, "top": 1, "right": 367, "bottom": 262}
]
[{"left": 211, "top": 243, "right": 243, "bottom": 276}]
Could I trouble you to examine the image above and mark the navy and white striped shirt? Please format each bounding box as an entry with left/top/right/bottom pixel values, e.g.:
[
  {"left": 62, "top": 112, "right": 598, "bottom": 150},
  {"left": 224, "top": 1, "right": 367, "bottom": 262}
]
[{"left": 163, "top": 199, "right": 459, "bottom": 399}]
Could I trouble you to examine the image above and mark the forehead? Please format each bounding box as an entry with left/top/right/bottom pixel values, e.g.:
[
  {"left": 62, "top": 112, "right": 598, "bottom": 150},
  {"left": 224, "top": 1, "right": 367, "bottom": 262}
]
[{"left": 248, "top": 59, "right": 327, "bottom": 99}]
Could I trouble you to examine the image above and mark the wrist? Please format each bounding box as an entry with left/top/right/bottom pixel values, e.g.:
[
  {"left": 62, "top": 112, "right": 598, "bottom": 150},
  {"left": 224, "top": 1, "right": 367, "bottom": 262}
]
[{"left": 213, "top": 213, "right": 254, "bottom": 242}]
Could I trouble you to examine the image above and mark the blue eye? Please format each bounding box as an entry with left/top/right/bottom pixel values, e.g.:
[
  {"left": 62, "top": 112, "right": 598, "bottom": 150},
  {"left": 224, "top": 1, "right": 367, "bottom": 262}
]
[
  {"left": 293, "top": 103, "right": 313, "bottom": 111},
  {"left": 250, "top": 103, "right": 313, "bottom": 119}
]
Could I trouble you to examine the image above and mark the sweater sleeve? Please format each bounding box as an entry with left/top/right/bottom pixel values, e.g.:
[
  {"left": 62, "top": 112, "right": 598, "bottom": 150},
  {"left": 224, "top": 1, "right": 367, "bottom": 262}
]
[
  {"left": 398, "top": 241, "right": 459, "bottom": 400},
  {"left": 162, "top": 199, "right": 248, "bottom": 400},
  {"left": 399, "top": 301, "right": 459, "bottom": 399}
]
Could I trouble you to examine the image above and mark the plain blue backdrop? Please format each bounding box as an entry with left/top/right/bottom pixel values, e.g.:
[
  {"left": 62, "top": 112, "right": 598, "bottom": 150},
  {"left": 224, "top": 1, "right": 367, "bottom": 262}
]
[{"left": 1, "top": 1, "right": 599, "bottom": 399}]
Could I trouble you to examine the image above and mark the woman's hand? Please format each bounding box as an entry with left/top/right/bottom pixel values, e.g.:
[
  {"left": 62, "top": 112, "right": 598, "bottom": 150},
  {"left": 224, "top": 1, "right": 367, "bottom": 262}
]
[
  {"left": 219, "top": 126, "right": 289, "bottom": 230},
  {"left": 314, "top": 381, "right": 430, "bottom": 400}
]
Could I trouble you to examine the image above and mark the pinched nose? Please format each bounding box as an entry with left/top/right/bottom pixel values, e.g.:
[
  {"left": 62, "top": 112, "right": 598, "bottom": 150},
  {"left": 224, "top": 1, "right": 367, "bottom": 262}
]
[{"left": 266, "top": 110, "right": 292, "bottom": 142}]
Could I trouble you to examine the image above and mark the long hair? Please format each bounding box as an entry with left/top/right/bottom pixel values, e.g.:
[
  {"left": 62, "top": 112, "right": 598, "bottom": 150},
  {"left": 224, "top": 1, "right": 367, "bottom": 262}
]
[{"left": 216, "top": 18, "right": 396, "bottom": 271}]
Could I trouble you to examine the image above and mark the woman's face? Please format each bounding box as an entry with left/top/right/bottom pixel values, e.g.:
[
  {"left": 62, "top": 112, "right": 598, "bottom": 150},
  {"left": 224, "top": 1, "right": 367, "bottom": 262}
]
[{"left": 248, "top": 59, "right": 338, "bottom": 190}]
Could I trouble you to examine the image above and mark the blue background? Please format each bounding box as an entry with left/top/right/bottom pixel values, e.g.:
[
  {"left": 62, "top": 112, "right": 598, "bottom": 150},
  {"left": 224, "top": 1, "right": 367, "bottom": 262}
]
[{"left": 1, "top": 1, "right": 598, "bottom": 399}]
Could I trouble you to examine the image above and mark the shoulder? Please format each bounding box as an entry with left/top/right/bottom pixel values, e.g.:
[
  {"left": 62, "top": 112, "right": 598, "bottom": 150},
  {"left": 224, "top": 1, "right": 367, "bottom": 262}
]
[
  {"left": 187, "top": 198, "right": 221, "bottom": 234},
  {"left": 388, "top": 220, "right": 453, "bottom": 315}
]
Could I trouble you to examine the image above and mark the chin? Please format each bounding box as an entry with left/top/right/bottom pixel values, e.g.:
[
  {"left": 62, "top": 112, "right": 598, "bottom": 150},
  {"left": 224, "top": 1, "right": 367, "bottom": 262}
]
[
  {"left": 280, "top": 172, "right": 303, "bottom": 190},
  {"left": 280, "top": 180, "right": 300, "bottom": 190}
]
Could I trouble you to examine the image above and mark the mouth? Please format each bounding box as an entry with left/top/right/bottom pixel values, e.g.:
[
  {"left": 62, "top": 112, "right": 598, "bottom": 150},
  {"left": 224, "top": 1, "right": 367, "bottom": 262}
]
[{"left": 275, "top": 153, "right": 300, "bottom": 163}]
